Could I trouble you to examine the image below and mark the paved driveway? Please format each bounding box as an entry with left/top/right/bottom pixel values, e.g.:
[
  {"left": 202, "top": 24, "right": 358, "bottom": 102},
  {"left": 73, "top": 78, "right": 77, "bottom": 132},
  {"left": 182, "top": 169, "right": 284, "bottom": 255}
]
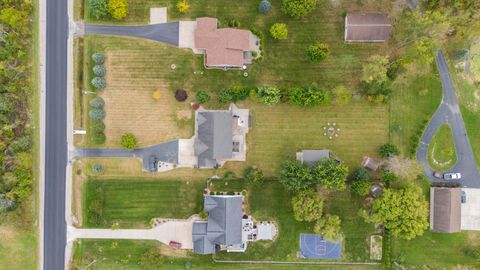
[
  {"left": 416, "top": 51, "right": 480, "bottom": 187},
  {"left": 85, "top": 22, "right": 179, "bottom": 46},
  {"left": 75, "top": 140, "right": 179, "bottom": 171}
]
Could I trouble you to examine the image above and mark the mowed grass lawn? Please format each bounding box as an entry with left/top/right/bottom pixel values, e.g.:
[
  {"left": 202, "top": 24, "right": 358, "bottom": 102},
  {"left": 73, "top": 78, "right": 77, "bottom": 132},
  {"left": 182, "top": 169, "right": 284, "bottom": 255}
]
[
  {"left": 83, "top": 178, "right": 204, "bottom": 228},
  {"left": 427, "top": 124, "right": 457, "bottom": 171}
]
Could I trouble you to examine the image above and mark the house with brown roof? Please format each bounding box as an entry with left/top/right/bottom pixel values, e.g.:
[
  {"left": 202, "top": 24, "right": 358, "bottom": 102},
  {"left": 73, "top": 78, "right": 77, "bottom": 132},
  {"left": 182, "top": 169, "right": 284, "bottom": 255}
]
[
  {"left": 430, "top": 187, "right": 462, "bottom": 233},
  {"left": 344, "top": 13, "right": 391, "bottom": 43},
  {"left": 194, "top": 17, "right": 259, "bottom": 69}
]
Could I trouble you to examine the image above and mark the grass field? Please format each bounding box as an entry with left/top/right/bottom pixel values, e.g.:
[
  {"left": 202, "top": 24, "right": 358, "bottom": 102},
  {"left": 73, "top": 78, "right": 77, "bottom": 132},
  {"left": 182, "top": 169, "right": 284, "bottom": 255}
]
[
  {"left": 0, "top": 226, "right": 37, "bottom": 270},
  {"left": 83, "top": 178, "right": 204, "bottom": 228},
  {"left": 427, "top": 124, "right": 457, "bottom": 171}
]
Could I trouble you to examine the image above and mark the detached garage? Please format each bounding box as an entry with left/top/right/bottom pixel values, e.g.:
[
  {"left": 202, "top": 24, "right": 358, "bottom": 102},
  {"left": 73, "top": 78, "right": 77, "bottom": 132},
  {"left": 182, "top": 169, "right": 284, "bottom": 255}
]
[{"left": 344, "top": 13, "right": 391, "bottom": 43}]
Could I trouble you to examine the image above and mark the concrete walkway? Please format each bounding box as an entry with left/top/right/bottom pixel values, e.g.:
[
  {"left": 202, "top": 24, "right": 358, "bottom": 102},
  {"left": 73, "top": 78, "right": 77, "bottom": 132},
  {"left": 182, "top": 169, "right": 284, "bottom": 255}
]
[
  {"left": 416, "top": 51, "right": 480, "bottom": 187},
  {"left": 68, "top": 216, "right": 199, "bottom": 250},
  {"left": 85, "top": 22, "right": 179, "bottom": 47}
]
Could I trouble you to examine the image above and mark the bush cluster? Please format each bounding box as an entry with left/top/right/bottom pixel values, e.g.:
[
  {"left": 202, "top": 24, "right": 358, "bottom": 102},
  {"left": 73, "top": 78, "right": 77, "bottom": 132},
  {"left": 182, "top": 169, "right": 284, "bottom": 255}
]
[
  {"left": 251, "top": 86, "right": 281, "bottom": 105},
  {"left": 120, "top": 133, "right": 137, "bottom": 150},
  {"left": 269, "top": 23, "right": 288, "bottom": 40},
  {"left": 217, "top": 86, "right": 251, "bottom": 103},
  {"left": 88, "top": 95, "right": 107, "bottom": 144},
  {"left": 410, "top": 119, "right": 429, "bottom": 156},
  {"left": 195, "top": 90, "right": 210, "bottom": 104},
  {"left": 307, "top": 43, "right": 329, "bottom": 63},
  {"left": 249, "top": 26, "right": 265, "bottom": 62},
  {"left": 281, "top": 0, "right": 317, "bottom": 18},
  {"left": 88, "top": 0, "right": 128, "bottom": 20},
  {"left": 286, "top": 84, "right": 331, "bottom": 107}
]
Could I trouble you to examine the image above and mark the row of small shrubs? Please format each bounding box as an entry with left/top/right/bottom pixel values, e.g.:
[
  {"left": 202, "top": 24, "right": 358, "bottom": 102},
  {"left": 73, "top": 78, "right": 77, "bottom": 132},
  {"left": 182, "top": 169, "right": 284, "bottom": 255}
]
[
  {"left": 249, "top": 26, "right": 265, "bottom": 62},
  {"left": 409, "top": 119, "right": 429, "bottom": 156},
  {"left": 89, "top": 96, "right": 107, "bottom": 145},
  {"left": 91, "top": 53, "right": 107, "bottom": 90},
  {"left": 88, "top": 0, "right": 128, "bottom": 20},
  {"left": 209, "top": 191, "right": 238, "bottom": 196}
]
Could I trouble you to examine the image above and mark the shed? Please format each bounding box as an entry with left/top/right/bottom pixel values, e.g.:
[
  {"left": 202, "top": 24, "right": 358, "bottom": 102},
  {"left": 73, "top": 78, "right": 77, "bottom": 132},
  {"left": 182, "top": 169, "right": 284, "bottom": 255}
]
[
  {"left": 361, "top": 156, "right": 380, "bottom": 171},
  {"left": 297, "top": 150, "right": 331, "bottom": 165},
  {"left": 345, "top": 13, "right": 391, "bottom": 42},
  {"left": 430, "top": 187, "right": 461, "bottom": 233}
]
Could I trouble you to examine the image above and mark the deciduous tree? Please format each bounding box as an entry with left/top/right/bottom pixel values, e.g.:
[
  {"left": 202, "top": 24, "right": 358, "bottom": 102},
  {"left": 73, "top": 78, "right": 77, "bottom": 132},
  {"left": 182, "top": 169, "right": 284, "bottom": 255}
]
[
  {"left": 88, "top": 0, "right": 108, "bottom": 19},
  {"left": 107, "top": 0, "right": 128, "bottom": 20},
  {"left": 292, "top": 189, "right": 323, "bottom": 222},
  {"left": 281, "top": 0, "right": 317, "bottom": 18},
  {"left": 279, "top": 160, "right": 314, "bottom": 193},
  {"left": 120, "top": 133, "right": 137, "bottom": 150},
  {"left": 314, "top": 159, "right": 348, "bottom": 191},
  {"left": 314, "top": 215, "right": 342, "bottom": 242},
  {"left": 269, "top": 23, "right": 288, "bottom": 40}
]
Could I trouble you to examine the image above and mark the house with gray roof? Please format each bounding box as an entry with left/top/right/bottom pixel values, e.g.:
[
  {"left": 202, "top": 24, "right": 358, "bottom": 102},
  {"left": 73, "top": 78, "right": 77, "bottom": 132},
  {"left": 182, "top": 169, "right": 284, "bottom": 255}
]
[
  {"left": 192, "top": 195, "right": 243, "bottom": 254},
  {"left": 194, "top": 104, "right": 250, "bottom": 168}
]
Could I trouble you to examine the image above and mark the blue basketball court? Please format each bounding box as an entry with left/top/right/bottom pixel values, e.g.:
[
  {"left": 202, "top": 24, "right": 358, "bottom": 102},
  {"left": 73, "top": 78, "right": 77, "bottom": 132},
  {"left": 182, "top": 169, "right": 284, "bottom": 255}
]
[{"left": 299, "top": 234, "right": 342, "bottom": 259}]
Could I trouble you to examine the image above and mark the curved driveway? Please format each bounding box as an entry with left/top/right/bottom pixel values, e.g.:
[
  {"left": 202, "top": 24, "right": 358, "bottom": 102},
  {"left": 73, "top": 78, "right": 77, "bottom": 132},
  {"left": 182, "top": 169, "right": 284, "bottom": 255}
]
[
  {"left": 416, "top": 51, "right": 480, "bottom": 187},
  {"left": 85, "top": 22, "right": 179, "bottom": 46}
]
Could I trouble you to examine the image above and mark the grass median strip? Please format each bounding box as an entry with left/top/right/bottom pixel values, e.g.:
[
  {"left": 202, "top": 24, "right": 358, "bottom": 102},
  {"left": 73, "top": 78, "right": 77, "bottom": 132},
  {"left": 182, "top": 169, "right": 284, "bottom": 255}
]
[{"left": 427, "top": 124, "right": 457, "bottom": 171}]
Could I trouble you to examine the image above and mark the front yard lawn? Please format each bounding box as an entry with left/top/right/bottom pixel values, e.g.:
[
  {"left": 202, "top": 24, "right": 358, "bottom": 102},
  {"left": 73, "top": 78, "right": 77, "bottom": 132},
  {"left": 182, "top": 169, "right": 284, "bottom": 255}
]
[
  {"left": 427, "top": 124, "right": 457, "bottom": 171},
  {"left": 83, "top": 178, "right": 204, "bottom": 228}
]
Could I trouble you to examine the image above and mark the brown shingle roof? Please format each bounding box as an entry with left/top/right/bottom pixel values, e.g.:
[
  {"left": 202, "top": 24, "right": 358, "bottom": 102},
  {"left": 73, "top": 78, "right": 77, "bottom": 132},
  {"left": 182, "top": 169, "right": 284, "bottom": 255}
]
[
  {"left": 345, "top": 13, "right": 391, "bottom": 42},
  {"left": 194, "top": 17, "right": 251, "bottom": 67},
  {"left": 430, "top": 187, "right": 461, "bottom": 233}
]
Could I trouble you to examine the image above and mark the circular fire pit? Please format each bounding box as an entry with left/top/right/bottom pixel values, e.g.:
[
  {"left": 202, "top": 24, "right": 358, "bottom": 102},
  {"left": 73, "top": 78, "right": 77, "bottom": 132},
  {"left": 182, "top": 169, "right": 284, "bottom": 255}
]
[{"left": 323, "top": 122, "right": 340, "bottom": 140}]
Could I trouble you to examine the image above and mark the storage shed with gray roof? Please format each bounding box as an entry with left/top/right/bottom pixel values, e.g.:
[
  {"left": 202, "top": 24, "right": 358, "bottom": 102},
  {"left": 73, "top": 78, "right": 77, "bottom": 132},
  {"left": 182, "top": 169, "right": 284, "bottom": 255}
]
[
  {"left": 194, "top": 111, "right": 233, "bottom": 168},
  {"left": 192, "top": 195, "right": 243, "bottom": 254},
  {"left": 345, "top": 13, "right": 391, "bottom": 42},
  {"left": 297, "top": 150, "right": 331, "bottom": 165},
  {"left": 430, "top": 187, "right": 462, "bottom": 233}
]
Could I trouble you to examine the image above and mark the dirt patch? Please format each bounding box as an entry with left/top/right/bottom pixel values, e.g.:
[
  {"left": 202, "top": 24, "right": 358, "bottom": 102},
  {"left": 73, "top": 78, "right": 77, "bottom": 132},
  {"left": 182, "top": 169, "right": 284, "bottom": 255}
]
[
  {"left": 159, "top": 245, "right": 188, "bottom": 258},
  {"left": 176, "top": 109, "right": 192, "bottom": 120}
]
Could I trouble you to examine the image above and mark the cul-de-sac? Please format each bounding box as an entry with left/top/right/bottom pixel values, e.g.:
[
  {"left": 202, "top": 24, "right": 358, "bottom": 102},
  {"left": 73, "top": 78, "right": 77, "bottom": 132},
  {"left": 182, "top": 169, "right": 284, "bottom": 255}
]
[{"left": 2, "top": 0, "right": 480, "bottom": 269}]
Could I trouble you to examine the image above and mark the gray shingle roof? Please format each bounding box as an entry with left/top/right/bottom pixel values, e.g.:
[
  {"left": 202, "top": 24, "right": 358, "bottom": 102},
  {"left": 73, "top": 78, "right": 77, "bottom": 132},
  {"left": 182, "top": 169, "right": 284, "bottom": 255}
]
[
  {"left": 430, "top": 187, "right": 462, "bottom": 233},
  {"left": 300, "top": 150, "right": 331, "bottom": 165},
  {"left": 195, "top": 112, "right": 233, "bottom": 167},
  {"left": 345, "top": 13, "right": 391, "bottom": 42},
  {"left": 192, "top": 195, "right": 243, "bottom": 254}
]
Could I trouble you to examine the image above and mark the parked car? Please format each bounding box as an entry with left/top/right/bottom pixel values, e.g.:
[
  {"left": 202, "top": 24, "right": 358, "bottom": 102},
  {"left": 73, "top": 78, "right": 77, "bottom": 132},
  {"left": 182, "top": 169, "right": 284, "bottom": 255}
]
[
  {"left": 444, "top": 172, "right": 461, "bottom": 180},
  {"left": 169, "top": 241, "right": 182, "bottom": 249},
  {"left": 433, "top": 171, "right": 444, "bottom": 179}
]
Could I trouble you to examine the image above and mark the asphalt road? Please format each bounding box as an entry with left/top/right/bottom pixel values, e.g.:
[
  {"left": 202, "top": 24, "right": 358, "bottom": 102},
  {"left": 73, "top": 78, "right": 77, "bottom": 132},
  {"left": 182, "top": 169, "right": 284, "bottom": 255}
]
[
  {"left": 416, "top": 51, "right": 480, "bottom": 187},
  {"left": 85, "top": 22, "right": 179, "bottom": 46},
  {"left": 44, "top": 0, "right": 68, "bottom": 269}
]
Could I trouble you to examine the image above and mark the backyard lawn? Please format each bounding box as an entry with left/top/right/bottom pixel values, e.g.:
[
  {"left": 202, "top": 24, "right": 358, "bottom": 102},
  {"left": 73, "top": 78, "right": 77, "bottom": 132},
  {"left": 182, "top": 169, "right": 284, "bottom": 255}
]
[
  {"left": 427, "top": 124, "right": 457, "bottom": 171},
  {"left": 83, "top": 178, "right": 204, "bottom": 228}
]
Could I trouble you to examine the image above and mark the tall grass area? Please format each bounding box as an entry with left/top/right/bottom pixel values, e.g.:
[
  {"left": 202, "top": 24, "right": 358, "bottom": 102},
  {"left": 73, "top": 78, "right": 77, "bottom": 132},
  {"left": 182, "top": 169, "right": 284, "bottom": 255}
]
[{"left": 83, "top": 178, "right": 204, "bottom": 228}]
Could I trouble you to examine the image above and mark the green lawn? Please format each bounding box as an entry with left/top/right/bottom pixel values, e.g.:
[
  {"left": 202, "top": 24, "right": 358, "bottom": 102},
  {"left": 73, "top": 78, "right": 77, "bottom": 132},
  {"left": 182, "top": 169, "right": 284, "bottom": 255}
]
[
  {"left": 394, "top": 231, "right": 480, "bottom": 268},
  {"left": 427, "top": 124, "right": 457, "bottom": 171},
  {"left": 83, "top": 178, "right": 205, "bottom": 228},
  {"left": 390, "top": 72, "right": 443, "bottom": 157}
]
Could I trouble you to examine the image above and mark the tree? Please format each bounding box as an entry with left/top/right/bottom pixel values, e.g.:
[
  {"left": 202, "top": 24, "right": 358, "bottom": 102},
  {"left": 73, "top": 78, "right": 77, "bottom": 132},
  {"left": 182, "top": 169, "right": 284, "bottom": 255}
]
[
  {"left": 292, "top": 189, "right": 323, "bottom": 222},
  {"left": 152, "top": 91, "right": 161, "bottom": 101},
  {"left": 314, "top": 159, "right": 348, "bottom": 191},
  {"left": 380, "top": 169, "right": 398, "bottom": 187},
  {"left": 332, "top": 85, "right": 351, "bottom": 105},
  {"left": 259, "top": 0, "right": 272, "bottom": 14},
  {"left": 243, "top": 166, "right": 264, "bottom": 184},
  {"left": 379, "top": 143, "right": 400, "bottom": 158},
  {"left": 362, "top": 55, "right": 389, "bottom": 84},
  {"left": 93, "top": 65, "right": 106, "bottom": 77},
  {"left": 91, "top": 77, "right": 107, "bottom": 89},
  {"left": 252, "top": 86, "right": 281, "bottom": 105},
  {"left": 120, "top": 133, "right": 137, "bottom": 150},
  {"left": 89, "top": 109, "right": 106, "bottom": 120},
  {"left": 90, "top": 120, "right": 105, "bottom": 133},
  {"left": 107, "top": 0, "right": 128, "bottom": 20},
  {"left": 87, "top": 0, "right": 108, "bottom": 19},
  {"left": 269, "top": 23, "right": 288, "bottom": 40},
  {"left": 91, "top": 132, "right": 106, "bottom": 144},
  {"left": 89, "top": 97, "right": 105, "bottom": 108},
  {"left": 92, "top": 53, "right": 105, "bottom": 64},
  {"left": 176, "top": 0, "right": 189, "bottom": 14},
  {"left": 350, "top": 179, "right": 371, "bottom": 196},
  {"left": 352, "top": 167, "right": 371, "bottom": 181},
  {"left": 363, "top": 186, "right": 429, "bottom": 240},
  {"left": 411, "top": 38, "right": 436, "bottom": 65},
  {"left": 91, "top": 164, "right": 104, "bottom": 174},
  {"left": 196, "top": 90, "right": 210, "bottom": 104},
  {"left": 175, "top": 89, "right": 188, "bottom": 101},
  {"left": 306, "top": 43, "right": 329, "bottom": 63},
  {"left": 281, "top": 0, "right": 317, "bottom": 18},
  {"left": 314, "top": 215, "right": 342, "bottom": 242},
  {"left": 287, "top": 85, "right": 331, "bottom": 107},
  {"left": 279, "top": 160, "right": 314, "bottom": 193},
  {"left": 0, "top": 7, "right": 28, "bottom": 31}
]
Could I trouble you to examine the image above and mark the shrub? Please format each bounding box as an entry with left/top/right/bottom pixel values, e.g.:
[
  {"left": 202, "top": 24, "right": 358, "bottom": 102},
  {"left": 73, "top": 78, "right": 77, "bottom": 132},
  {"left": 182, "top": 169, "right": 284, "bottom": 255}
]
[
  {"left": 92, "top": 52, "right": 105, "bottom": 64},
  {"left": 91, "top": 164, "right": 104, "bottom": 174},
  {"left": 307, "top": 43, "right": 329, "bottom": 63},
  {"left": 88, "top": 0, "right": 107, "bottom": 19},
  {"left": 352, "top": 167, "right": 371, "bottom": 181},
  {"left": 287, "top": 85, "right": 331, "bottom": 107},
  {"left": 217, "top": 87, "right": 251, "bottom": 103},
  {"left": 259, "top": 0, "right": 272, "bottom": 14},
  {"left": 89, "top": 109, "right": 106, "bottom": 120},
  {"left": 269, "top": 23, "right": 288, "bottom": 40},
  {"left": 107, "top": 0, "right": 128, "bottom": 20},
  {"left": 243, "top": 166, "right": 264, "bottom": 184},
  {"left": 91, "top": 77, "right": 106, "bottom": 89},
  {"left": 379, "top": 143, "right": 400, "bottom": 158},
  {"left": 89, "top": 97, "right": 105, "bottom": 108},
  {"left": 252, "top": 86, "right": 281, "bottom": 105},
  {"left": 350, "top": 179, "right": 371, "bottom": 196},
  {"left": 314, "top": 158, "right": 348, "bottom": 191},
  {"left": 176, "top": 0, "right": 189, "bottom": 13},
  {"left": 90, "top": 120, "right": 106, "bottom": 133},
  {"left": 223, "top": 171, "right": 236, "bottom": 181},
  {"left": 281, "top": 0, "right": 317, "bottom": 18},
  {"left": 120, "top": 133, "right": 137, "bottom": 150},
  {"left": 380, "top": 169, "right": 398, "bottom": 187},
  {"left": 332, "top": 85, "right": 351, "bottom": 105},
  {"left": 91, "top": 132, "right": 106, "bottom": 144},
  {"left": 292, "top": 189, "right": 323, "bottom": 222},
  {"left": 93, "top": 65, "right": 106, "bottom": 77},
  {"left": 227, "top": 191, "right": 235, "bottom": 196},
  {"left": 175, "top": 89, "right": 188, "bottom": 101},
  {"left": 196, "top": 90, "right": 210, "bottom": 104},
  {"left": 279, "top": 160, "right": 314, "bottom": 193},
  {"left": 225, "top": 18, "right": 240, "bottom": 28},
  {"left": 8, "top": 137, "right": 31, "bottom": 154}
]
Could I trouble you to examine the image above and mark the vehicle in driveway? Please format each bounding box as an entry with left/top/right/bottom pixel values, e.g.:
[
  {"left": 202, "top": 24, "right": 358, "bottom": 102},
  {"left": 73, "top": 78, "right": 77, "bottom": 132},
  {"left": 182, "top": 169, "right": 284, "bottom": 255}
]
[
  {"left": 433, "top": 171, "right": 444, "bottom": 179},
  {"left": 444, "top": 172, "right": 461, "bottom": 180},
  {"left": 149, "top": 155, "right": 158, "bottom": 172},
  {"left": 169, "top": 241, "right": 182, "bottom": 249}
]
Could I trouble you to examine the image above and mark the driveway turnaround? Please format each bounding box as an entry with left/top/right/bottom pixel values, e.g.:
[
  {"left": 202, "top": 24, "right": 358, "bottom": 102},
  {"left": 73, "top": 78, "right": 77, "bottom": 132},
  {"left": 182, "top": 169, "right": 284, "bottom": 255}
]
[
  {"left": 44, "top": 0, "right": 68, "bottom": 269},
  {"left": 416, "top": 51, "right": 480, "bottom": 187},
  {"left": 75, "top": 140, "right": 179, "bottom": 171},
  {"left": 85, "top": 22, "right": 179, "bottom": 47}
]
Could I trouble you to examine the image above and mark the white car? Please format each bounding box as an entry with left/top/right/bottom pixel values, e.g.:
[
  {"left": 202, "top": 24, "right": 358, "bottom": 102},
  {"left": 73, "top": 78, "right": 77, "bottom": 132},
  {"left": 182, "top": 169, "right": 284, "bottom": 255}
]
[{"left": 444, "top": 173, "right": 462, "bottom": 180}]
